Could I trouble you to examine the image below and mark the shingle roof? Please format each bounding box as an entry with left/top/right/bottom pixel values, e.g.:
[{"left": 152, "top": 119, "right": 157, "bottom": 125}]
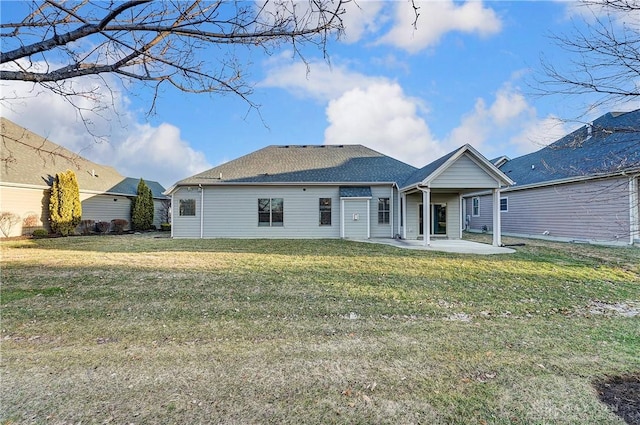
[
  {"left": 499, "top": 109, "right": 640, "bottom": 187},
  {"left": 339, "top": 186, "right": 372, "bottom": 197},
  {"left": 174, "top": 145, "right": 418, "bottom": 186},
  {"left": 1, "top": 117, "right": 167, "bottom": 198}
]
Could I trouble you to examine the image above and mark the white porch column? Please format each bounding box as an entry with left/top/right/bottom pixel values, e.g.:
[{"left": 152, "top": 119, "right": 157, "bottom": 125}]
[
  {"left": 401, "top": 193, "right": 407, "bottom": 239},
  {"left": 340, "top": 199, "right": 345, "bottom": 238},
  {"left": 390, "top": 187, "right": 394, "bottom": 238},
  {"left": 366, "top": 200, "right": 371, "bottom": 239},
  {"left": 422, "top": 189, "right": 431, "bottom": 246},
  {"left": 492, "top": 188, "right": 501, "bottom": 246},
  {"left": 458, "top": 194, "right": 464, "bottom": 239},
  {"left": 199, "top": 185, "right": 204, "bottom": 239},
  {"left": 170, "top": 193, "right": 174, "bottom": 238},
  {"left": 630, "top": 176, "right": 639, "bottom": 245}
]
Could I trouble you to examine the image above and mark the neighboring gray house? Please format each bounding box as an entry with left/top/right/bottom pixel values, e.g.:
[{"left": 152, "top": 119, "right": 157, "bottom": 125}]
[
  {"left": 0, "top": 117, "right": 168, "bottom": 236},
  {"left": 166, "top": 144, "right": 513, "bottom": 245},
  {"left": 465, "top": 109, "right": 640, "bottom": 245}
]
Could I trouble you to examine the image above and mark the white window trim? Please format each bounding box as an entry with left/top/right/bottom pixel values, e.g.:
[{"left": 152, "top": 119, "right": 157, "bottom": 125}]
[
  {"left": 500, "top": 196, "right": 508, "bottom": 213},
  {"left": 472, "top": 196, "right": 480, "bottom": 217}
]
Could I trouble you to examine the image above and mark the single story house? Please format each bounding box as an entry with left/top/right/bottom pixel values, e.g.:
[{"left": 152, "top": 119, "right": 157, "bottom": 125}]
[
  {"left": 464, "top": 109, "right": 640, "bottom": 245},
  {"left": 166, "top": 143, "right": 513, "bottom": 245},
  {"left": 0, "top": 117, "right": 168, "bottom": 237}
]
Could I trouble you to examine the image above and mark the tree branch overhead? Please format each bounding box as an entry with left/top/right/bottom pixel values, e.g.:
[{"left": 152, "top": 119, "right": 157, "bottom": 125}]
[{"left": 1, "top": 0, "right": 347, "bottom": 106}]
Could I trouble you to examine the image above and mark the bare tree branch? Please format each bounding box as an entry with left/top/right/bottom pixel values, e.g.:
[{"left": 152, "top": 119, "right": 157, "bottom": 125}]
[
  {"left": 534, "top": 0, "right": 640, "bottom": 114},
  {"left": 1, "top": 0, "right": 348, "bottom": 115}
]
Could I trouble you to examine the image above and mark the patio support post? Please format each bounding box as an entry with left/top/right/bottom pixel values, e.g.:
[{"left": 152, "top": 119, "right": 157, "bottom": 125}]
[
  {"left": 170, "top": 193, "right": 174, "bottom": 238},
  {"left": 199, "top": 185, "right": 204, "bottom": 239},
  {"left": 492, "top": 188, "right": 501, "bottom": 246},
  {"left": 422, "top": 188, "right": 431, "bottom": 246},
  {"left": 630, "top": 176, "right": 639, "bottom": 245},
  {"left": 401, "top": 193, "right": 407, "bottom": 239}
]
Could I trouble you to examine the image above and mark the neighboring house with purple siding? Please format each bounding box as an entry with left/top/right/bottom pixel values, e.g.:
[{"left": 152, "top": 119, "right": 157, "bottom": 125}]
[{"left": 464, "top": 109, "right": 640, "bottom": 246}]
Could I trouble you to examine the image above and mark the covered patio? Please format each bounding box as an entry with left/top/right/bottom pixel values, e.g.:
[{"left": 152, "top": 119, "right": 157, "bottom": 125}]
[
  {"left": 367, "top": 238, "right": 515, "bottom": 255},
  {"left": 398, "top": 145, "right": 514, "bottom": 247}
]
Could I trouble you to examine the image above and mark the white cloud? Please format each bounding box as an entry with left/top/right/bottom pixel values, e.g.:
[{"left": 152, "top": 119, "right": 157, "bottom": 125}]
[
  {"left": 260, "top": 53, "right": 388, "bottom": 101},
  {"left": 377, "top": 0, "right": 502, "bottom": 53},
  {"left": 112, "top": 123, "right": 210, "bottom": 185},
  {"left": 324, "top": 82, "right": 444, "bottom": 166},
  {"left": 0, "top": 61, "right": 210, "bottom": 187},
  {"left": 340, "top": 1, "right": 387, "bottom": 43},
  {"left": 262, "top": 54, "right": 445, "bottom": 165},
  {"left": 262, "top": 55, "right": 572, "bottom": 167},
  {"left": 444, "top": 82, "right": 575, "bottom": 158}
]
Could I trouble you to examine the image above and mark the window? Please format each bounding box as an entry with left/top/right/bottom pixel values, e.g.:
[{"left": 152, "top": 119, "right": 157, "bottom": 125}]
[
  {"left": 472, "top": 197, "right": 480, "bottom": 217},
  {"left": 378, "top": 197, "right": 390, "bottom": 224},
  {"left": 400, "top": 197, "right": 403, "bottom": 226},
  {"left": 179, "top": 199, "right": 196, "bottom": 216},
  {"left": 500, "top": 197, "right": 508, "bottom": 212},
  {"left": 258, "top": 198, "right": 284, "bottom": 227},
  {"left": 319, "top": 198, "right": 331, "bottom": 226}
]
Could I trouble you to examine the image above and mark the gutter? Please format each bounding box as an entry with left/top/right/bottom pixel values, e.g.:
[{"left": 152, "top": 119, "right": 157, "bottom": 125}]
[{"left": 463, "top": 169, "right": 640, "bottom": 198}]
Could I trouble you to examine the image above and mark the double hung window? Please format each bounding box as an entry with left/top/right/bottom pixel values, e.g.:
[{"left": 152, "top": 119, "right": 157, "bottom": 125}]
[
  {"left": 319, "top": 198, "right": 331, "bottom": 225},
  {"left": 258, "top": 198, "right": 284, "bottom": 226},
  {"left": 378, "top": 198, "right": 390, "bottom": 224}
]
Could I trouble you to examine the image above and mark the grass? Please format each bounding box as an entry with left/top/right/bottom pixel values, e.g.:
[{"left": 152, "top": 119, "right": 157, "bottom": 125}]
[{"left": 1, "top": 234, "right": 639, "bottom": 424}]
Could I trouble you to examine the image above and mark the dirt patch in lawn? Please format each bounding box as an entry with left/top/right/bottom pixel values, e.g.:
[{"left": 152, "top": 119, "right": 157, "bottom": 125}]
[{"left": 595, "top": 374, "right": 640, "bottom": 425}]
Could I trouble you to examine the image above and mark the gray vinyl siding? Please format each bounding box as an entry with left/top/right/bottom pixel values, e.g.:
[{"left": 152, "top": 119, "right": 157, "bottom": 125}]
[
  {"left": 403, "top": 192, "right": 461, "bottom": 240},
  {"left": 370, "top": 186, "right": 396, "bottom": 238},
  {"left": 468, "top": 177, "right": 632, "bottom": 243},
  {"left": 81, "top": 194, "right": 132, "bottom": 229},
  {"left": 172, "top": 187, "right": 203, "bottom": 238},
  {"left": 0, "top": 186, "right": 49, "bottom": 237},
  {"left": 173, "top": 185, "right": 347, "bottom": 239},
  {"left": 343, "top": 199, "right": 369, "bottom": 239},
  {"left": 404, "top": 193, "right": 421, "bottom": 239},
  {"left": 431, "top": 154, "right": 498, "bottom": 189},
  {"left": 466, "top": 195, "right": 494, "bottom": 232}
]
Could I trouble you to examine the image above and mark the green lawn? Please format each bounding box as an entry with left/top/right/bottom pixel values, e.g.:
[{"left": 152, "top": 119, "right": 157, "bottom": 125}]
[{"left": 1, "top": 235, "right": 638, "bottom": 424}]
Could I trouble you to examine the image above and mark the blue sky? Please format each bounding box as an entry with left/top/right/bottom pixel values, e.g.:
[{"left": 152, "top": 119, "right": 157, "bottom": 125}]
[{"left": 1, "top": 1, "right": 636, "bottom": 188}]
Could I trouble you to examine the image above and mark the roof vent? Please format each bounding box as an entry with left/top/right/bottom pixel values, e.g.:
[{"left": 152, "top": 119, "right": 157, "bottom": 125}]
[{"left": 531, "top": 165, "right": 535, "bottom": 170}]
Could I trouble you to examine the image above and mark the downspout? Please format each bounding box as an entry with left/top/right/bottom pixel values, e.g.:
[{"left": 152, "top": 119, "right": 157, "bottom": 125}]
[{"left": 199, "top": 184, "right": 204, "bottom": 239}]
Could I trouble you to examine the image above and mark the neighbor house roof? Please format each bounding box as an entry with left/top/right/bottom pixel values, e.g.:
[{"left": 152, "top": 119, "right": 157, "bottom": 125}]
[
  {"left": 172, "top": 144, "right": 419, "bottom": 188},
  {"left": 0, "top": 117, "right": 167, "bottom": 198},
  {"left": 499, "top": 109, "right": 640, "bottom": 188}
]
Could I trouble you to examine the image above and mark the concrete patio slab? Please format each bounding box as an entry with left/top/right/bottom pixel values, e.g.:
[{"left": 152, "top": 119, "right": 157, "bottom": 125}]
[{"left": 365, "top": 238, "right": 515, "bottom": 255}]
